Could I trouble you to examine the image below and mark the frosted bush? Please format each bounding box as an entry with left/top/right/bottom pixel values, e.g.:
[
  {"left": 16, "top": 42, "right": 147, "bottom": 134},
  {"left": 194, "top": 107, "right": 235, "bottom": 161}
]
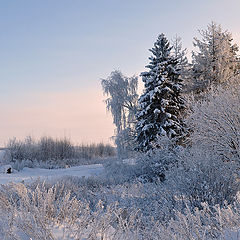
[
  {"left": 188, "top": 86, "right": 240, "bottom": 164},
  {"left": 4, "top": 136, "right": 115, "bottom": 169},
  {"left": 0, "top": 180, "right": 239, "bottom": 240},
  {"left": 164, "top": 147, "right": 239, "bottom": 209}
]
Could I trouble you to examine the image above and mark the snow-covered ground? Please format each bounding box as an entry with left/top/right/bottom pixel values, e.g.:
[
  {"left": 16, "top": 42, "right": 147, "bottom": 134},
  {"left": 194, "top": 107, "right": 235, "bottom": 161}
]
[{"left": 0, "top": 164, "right": 103, "bottom": 185}]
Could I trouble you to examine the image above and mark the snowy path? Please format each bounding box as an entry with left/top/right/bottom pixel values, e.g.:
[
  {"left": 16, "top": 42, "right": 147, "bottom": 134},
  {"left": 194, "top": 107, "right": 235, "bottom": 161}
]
[{"left": 0, "top": 164, "right": 104, "bottom": 185}]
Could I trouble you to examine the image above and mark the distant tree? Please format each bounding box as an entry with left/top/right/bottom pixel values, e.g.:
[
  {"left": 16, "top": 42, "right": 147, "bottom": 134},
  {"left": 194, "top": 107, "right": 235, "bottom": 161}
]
[
  {"left": 191, "top": 22, "right": 239, "bottom": 93},
  {"left": 101, "top": 70, "right": 138, "bottom": 157},
  {"left": 135, "top": 34, "right": 186, "bottom": 152},
  {"left": 171, "top": 35, "right": 189, "bottom": 82}
]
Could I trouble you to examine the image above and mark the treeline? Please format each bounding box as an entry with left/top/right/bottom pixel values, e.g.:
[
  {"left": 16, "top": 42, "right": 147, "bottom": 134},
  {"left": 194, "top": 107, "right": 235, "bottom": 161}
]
[{"left": 5, "top": 136, "right": 115, "bottom": 164}]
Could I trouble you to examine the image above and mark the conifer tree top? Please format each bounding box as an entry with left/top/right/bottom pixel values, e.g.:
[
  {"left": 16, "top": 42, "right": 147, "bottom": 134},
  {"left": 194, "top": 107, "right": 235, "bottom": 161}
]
[{"left": 143, "top": 34, "right": 172, "bottom": 74}]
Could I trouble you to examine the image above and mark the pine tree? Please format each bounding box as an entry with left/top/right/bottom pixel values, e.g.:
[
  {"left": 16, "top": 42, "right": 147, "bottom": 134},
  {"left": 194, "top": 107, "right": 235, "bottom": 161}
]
[
  {"left": 135, "top": 34, "right": 185, "bottom": 152},
  {"left": 191, "top": 22, "right": 239, "bottom": 93}
]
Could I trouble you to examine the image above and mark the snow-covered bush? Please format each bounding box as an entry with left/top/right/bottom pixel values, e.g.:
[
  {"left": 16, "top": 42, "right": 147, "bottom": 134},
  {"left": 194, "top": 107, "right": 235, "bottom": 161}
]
[
  {"left": 188, "top": 86, "right": 240, "bottom": 164},
  {"left": 75, "top": 143, "right": 116, "bottom": 160},
  {"left": 153, "top": 196, "right": 240, "bottom": 240},
  {"left": 165, "top": 146, "right": 240, "bottom": 209},
  {"left": 6, "top": 136, "right": 75, "bottom": 162},
  {"left": 0, "top": 178, "right": 239, "bottom": 240},
  {"left": 101, "top": 141, "right": 177, "bottom": 185},
  {"left": 5, "top": 136, "right": 115, "bottom": 169},
  {"left": 102, "top": 158, "right": 142, "bottom": 185},
  {"left": 114, "top": 127, "right": 137, "bottom": 158},
  {"left": 133, "top": 137, "right": 180, "bottom": 182}
]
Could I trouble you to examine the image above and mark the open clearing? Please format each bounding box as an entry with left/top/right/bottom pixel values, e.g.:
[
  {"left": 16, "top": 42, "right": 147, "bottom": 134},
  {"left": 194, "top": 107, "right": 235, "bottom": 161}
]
[{"left": 0, "top": 164, "right": 103, "bottom": 185}]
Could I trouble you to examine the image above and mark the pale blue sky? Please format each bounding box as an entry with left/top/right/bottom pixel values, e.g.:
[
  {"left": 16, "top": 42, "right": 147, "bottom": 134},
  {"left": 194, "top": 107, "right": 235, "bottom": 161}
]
[{"left": 0, "top": 0, "right": 239, "bottom": 145}]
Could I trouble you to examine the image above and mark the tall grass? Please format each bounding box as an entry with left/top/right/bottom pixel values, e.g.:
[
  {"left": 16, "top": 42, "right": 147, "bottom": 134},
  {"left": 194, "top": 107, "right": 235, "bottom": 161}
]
[{"left": 0, "top": 179, "right": 239, "bottom": 240}]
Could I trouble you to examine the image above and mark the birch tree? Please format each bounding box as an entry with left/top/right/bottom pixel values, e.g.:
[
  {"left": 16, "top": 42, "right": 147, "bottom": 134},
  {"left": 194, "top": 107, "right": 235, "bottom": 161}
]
[{"left": 101, "top": 70, "right": 138, "bottom": 157}]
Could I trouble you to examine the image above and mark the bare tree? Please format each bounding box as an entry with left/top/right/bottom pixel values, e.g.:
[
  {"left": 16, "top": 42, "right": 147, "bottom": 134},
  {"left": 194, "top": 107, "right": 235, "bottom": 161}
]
[
  {"left": 101, "top": 70, "right": 138, "bottom": 157},
  {"left": 191, "top": 22, "right": 239, "bottom": 94},
  {"left": 188, "top": 84, "right": 240, "bottom": 164}
]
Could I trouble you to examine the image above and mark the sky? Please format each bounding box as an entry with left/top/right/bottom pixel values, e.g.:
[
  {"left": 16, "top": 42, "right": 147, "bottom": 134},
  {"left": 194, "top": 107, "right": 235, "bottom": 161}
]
[{"left": 0, "top": 0, "right": 240, "bottom": 146}]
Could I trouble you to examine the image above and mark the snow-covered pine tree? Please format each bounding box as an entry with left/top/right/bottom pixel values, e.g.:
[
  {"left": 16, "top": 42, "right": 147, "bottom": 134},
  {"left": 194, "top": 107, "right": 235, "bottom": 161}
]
[
  {"left": 135, "top": 34, "right": 185, "bottom": 152},
  {"left": 191, "top": 22, "right": 239, "bottom": 93}
]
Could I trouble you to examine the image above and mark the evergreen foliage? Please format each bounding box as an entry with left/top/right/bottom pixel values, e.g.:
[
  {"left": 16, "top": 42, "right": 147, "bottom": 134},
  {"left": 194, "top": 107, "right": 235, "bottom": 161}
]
[{"left": 135, "top": 34, "right": 185, "bottom": 152}]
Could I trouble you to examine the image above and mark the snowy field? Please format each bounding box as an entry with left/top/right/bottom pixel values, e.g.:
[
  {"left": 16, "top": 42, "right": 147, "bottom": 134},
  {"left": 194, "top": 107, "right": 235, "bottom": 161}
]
[
  {"left": 0, "top": 149, "right": 104, "bottom": 185},
  {"left": 0, "top": 164, "right": 103, "bottom": 185}
]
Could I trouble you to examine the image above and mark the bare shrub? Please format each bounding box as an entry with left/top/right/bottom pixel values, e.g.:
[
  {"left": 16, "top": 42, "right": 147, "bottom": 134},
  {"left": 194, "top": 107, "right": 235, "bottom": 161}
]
[
  {"left": 0, "top": 179, "right": 239, "bottom": 240},
  {"left": 188, "top": 86, "right": 240, "bottom": 164},
  {"left": 4, "top": 136, "right": 116, "bottom": 169}
]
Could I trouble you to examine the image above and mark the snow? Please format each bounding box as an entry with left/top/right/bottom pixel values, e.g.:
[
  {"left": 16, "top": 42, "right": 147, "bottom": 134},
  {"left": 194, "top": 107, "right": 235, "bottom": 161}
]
[
  {"left": 153, "top": 108, "right": 160, "bottom": 114},
  {"left": 0, "top": 164, "right": 104, "bottom": 185},
  {"left": 0, "top": 164, "right": 13, "bottom": 174},
  {"left": 224, "top": 229, "right": 240, "bottom": 240},
  {"left": 161, "top": 98, "right": 169, "bottom": 106}
]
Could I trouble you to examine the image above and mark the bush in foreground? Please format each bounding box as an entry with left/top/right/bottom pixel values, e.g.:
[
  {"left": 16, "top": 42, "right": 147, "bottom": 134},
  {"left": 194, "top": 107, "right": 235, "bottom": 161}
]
[{"left": 0, "top": 179, "right": 239, "bottom": 240}]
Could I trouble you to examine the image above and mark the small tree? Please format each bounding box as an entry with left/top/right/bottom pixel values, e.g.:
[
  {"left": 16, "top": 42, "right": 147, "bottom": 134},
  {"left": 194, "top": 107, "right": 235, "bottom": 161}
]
[
  {"left": 191, "top": 22, "right": 239, "bottom": 93},
  {"left": 101, "top": 70, "right": 138, "bottom": 157},
  {"left": 135, "top": 34, "right": 186, "bottom": 152}
]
